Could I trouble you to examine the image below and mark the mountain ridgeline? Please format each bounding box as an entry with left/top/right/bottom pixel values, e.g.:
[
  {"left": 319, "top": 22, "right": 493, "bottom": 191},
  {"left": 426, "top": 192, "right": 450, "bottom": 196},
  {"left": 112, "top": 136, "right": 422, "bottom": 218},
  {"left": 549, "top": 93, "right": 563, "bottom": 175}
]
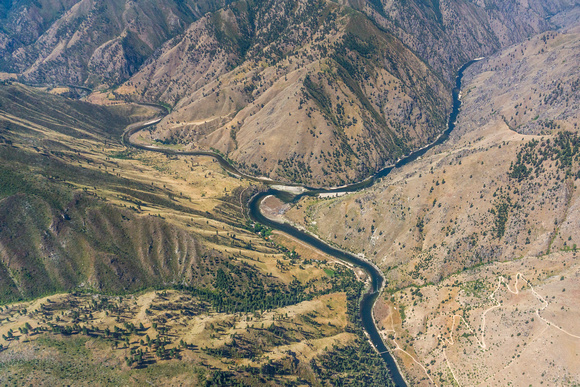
[
  {"left": 119, "top": 0, "right": 451, "bottom": 187},
  {"left": 1, "top": 0, "right": 578, "bottom": 186},
  {"left": 0, "top": 0, "right": 233, "bottom": 86},
  {"left": 0, "top": 1, "right": 579, "bottom": 385}
]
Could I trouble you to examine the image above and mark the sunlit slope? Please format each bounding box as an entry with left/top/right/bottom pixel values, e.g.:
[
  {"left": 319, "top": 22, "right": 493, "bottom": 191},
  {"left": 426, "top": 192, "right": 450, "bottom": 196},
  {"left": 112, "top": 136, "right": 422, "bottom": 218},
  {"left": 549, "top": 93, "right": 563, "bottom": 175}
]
[
  {"left": 117, "top": 0, "right": 450, "bottom": 187},
  {"left": 0, "top": 84, "right": 258, "bottom": 301}
]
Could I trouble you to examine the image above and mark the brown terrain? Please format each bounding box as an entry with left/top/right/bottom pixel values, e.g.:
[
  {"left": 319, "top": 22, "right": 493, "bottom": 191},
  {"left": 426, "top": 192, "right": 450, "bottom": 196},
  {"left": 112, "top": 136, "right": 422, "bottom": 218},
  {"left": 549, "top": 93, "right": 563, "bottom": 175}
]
[
  {"left": 0, "top": 0, "right": 233, "bottom": 87},
  {"left": 4, "top": 0, "right": 577, "bottom": 186},
  {"left": 112, "top": 0, "right": 579, "bottom": 187},
  {"left": 0, "top": 83, "right": 393, "bottom": 385},
  {"left": 114, "top": 0, "right": 451, "bottom": 187},
  {"left": 0, "top": 0, "right": 579, "bottom": 385},
  {"left": 277, "top": 23, "right": 580, "bottom": 385}
]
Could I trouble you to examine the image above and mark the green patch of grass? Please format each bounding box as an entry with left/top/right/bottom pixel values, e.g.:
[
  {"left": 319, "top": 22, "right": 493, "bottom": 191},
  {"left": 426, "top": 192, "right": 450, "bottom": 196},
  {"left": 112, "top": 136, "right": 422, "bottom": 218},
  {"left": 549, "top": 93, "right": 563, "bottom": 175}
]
[
  {"left": 399, "top": 305, "right": 406, "bottom": 322},
  {"left": 323, "top": 268, "right": 335, "bottom": 277},
  {"left": 560, "top": 244, "right": 577, "bottom": 252},
  {"left": 0, "top": 165, "right": 31, "bottom": 199},
  {"left": 108, "top": 151, "right": 135, "bottom": 159}
]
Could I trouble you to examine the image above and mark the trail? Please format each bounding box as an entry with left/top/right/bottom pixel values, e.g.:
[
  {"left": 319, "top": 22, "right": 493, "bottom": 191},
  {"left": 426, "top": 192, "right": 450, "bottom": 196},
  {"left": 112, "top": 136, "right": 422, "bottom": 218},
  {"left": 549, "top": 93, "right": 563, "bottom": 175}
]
[
  {"left": 239, "top": 186, "right": 250, "bottom": 220},
  {"left": 447, "top": 273, "right": 580, "bottom": 350},
  {"left": 384, "top": 312, "right": 437, "bottom": 386},
  {"left": 443, "top": 272, "right": 580, "bottom": 385}
]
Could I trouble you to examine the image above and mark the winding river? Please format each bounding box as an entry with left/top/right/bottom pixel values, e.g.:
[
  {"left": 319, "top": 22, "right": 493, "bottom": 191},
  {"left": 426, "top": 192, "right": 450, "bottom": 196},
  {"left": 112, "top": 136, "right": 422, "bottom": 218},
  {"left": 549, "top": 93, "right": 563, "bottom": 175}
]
[{"left": 124, "top": 60, "right": 478, "bottom": 387}]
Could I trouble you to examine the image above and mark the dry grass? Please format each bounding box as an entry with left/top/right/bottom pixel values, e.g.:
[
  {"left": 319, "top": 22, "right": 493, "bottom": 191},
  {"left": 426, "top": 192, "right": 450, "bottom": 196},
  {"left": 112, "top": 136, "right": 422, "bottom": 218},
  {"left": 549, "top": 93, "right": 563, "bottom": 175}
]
[
  {"left": 0, "top": 289, "right": 355, "bottom": 386},
  {"left": 276, "top": 27, "right": 580, "bottom": 386}
]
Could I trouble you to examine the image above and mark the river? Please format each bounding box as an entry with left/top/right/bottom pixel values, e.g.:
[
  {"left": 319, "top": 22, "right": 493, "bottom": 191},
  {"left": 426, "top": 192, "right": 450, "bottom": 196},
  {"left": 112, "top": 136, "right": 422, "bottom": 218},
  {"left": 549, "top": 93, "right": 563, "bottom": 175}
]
[{"left": 124, "top": 59, "right": 479, "bottom": 387}]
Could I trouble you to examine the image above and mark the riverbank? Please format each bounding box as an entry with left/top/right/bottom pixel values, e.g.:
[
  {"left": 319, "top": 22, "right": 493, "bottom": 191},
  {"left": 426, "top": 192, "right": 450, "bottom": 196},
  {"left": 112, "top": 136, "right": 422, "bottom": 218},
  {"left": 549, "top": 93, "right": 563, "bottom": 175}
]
[{"left": 123, "top": 59, "right": 479, "bottom": 386}]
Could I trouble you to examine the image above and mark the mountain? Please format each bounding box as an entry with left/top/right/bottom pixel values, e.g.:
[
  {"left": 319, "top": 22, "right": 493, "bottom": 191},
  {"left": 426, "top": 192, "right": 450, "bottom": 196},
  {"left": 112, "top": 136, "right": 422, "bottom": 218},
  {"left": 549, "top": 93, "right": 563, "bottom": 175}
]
[
  {"left": 0, "top": 84, "right": 195, "bottom": 300},
  {"left": 281, "top": 22, "right": 580, "bottom": 289},
  {"left": 114, "top": 0, "right": 579, "bottom": 186},
  {"left": 352, "top": 0, "right": 580, "bottom": 82},
  {"left": 0, "top": 1, "right": 579, "bottom": 385},
  {"left": 0, "top": 84, "right": 274, "bottom": 301},
  {"left": 117, "top": 0, "right": 450, "bottom": 187},
  {"left": 277, "top": 24, "right": 580, "bottom": 385},
  {"left": 0, "top": 83, "right": 395, "bottom": 386},
  {"left": 0, "top": 0, "right": 232, "bottom": 87},
  {"left": 2, "top": 0, "right": 578, "bottom": 186},
  {"left": 4, "top": 0, "right": 578, "bottom": 88}
]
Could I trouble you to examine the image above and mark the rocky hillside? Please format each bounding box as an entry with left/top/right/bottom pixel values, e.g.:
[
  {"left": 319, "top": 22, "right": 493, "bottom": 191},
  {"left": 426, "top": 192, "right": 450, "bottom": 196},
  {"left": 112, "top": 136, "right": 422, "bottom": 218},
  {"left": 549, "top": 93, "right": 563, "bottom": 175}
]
[
  {"left": 0, "top": 83, "right": 396, "bottom": 386},
  {"left": 353, "top": 0, "right": 580, "bottom": 82},
  {"left": 3, "top": 0, "right": 577, "bottom": 87},
  {"left": 284, "top": 25, "right": 580, "bottom": 283},
  {"left": 456, "top": 28, "right": 580, "bottom": 136},
  {"left": 0, "top": 84, "right": 254, "bottom": 301},
  {"left": 277, "top": 25, "right": 580, "bottom": 385},
  {"left": 0, "top": 0, "right": 232, "bottom": 87},
  {"left": 116, "top": 0, "right": 580, "bottom": 187},
  {"left": 2, "top": 0, "right": 578, "bottom": 186},
  {"left": 118, "top": 0, "right": 450, "bottom": 187}
]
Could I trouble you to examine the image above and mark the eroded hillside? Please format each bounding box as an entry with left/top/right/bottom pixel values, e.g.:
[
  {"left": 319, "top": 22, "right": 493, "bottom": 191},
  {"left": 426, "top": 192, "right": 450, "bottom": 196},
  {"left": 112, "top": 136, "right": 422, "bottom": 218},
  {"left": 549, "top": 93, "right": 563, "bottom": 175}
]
[
  {"left": 276, "top": 25, "right": 580, "bottom": 385},
  {"left": 1, "top": 1, "right": 579, "bottom": 385},
  {"left": 356, "top": 0, "right": 580, "bottom": 81},
  {"left": 0, "top": 82, "right": 394, "bottom": 385},
  {"left": 2, "top": 0, "right": 577, "bottom": 187},
  {"left": 0, "top": 0, "right": 232, "bottom": 86},
  {"left": 117, "top": 0, "right": 450, "bottom": 187}
]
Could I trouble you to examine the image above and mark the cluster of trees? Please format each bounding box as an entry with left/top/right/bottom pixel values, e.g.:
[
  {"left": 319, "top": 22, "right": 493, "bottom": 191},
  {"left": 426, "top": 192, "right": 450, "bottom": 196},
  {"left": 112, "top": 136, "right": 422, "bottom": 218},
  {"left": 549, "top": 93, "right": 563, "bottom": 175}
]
[
  {"left": 311, "top": 337, "right": 395, "bottom": 386},
  {"left": 245, "top": 220, "right": 273, "bottom": 238},
  {"left": 508, "top": 131, "right": 580, "bottom": 182},
  {"left": 181, "top": 269, "right": 310, "bottom": 314},
  {"left": 490, "top": 193, "right": 513, "bottom": 239}
]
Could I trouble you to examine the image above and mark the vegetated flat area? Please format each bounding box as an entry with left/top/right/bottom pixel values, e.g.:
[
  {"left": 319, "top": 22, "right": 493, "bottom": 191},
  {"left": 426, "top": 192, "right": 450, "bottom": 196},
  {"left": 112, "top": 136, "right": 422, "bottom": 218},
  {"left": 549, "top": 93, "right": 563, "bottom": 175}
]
[
  {"left": 0, "top": 84, "right": 393, "bottom": 385},
  {"left": 280, "top": 25, "right": 580, "bottom": 385},
  {"left": 0, "top": 289, "right": 351, "bottom": 386}
]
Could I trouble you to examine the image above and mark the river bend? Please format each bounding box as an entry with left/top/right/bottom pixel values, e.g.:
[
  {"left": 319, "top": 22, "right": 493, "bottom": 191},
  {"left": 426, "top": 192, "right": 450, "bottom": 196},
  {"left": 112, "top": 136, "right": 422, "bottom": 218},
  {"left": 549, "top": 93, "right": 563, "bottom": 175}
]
[{"left": 124, "top": 60, "right": 478, "bottom": 387}]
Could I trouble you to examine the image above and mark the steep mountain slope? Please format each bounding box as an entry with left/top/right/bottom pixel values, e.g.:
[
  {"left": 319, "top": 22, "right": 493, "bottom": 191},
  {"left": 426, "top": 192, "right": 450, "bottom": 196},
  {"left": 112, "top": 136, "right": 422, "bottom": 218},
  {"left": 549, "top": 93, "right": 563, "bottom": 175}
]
[
  {"left": 277, "top": 25, "right": 580, "bottom": 385},
  {"left": 0, "top": 84, "right": 247, "bottom": 300},
  {"left": 118, "top": 0, "right": 450, "bottom": 187},
  {"left": 0, "top": 0, "right": 80, "bottom": 52},
  {"left": 2, "top": 0, "right": 578, "bottom": 187},
  {"left": 0, "top": 0, "right": 232, "bottom": 87},
  {"left": 283, "top": 24, "right": 580, "bottom": 291},
  {"left": 0, "top": 84, "right": 396, "bottom": 386},
  {"left": 116, "top": 0, "right": 579, "bottom": 187},
  {"left": 352, "top": 0, "right": 580, "bottom": 82},
  {"left": 4, "top": 0, "right": 577, "bottom": 87},
  {"left": 459, "top": 29, "right": 580, "bottom": 135}
]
